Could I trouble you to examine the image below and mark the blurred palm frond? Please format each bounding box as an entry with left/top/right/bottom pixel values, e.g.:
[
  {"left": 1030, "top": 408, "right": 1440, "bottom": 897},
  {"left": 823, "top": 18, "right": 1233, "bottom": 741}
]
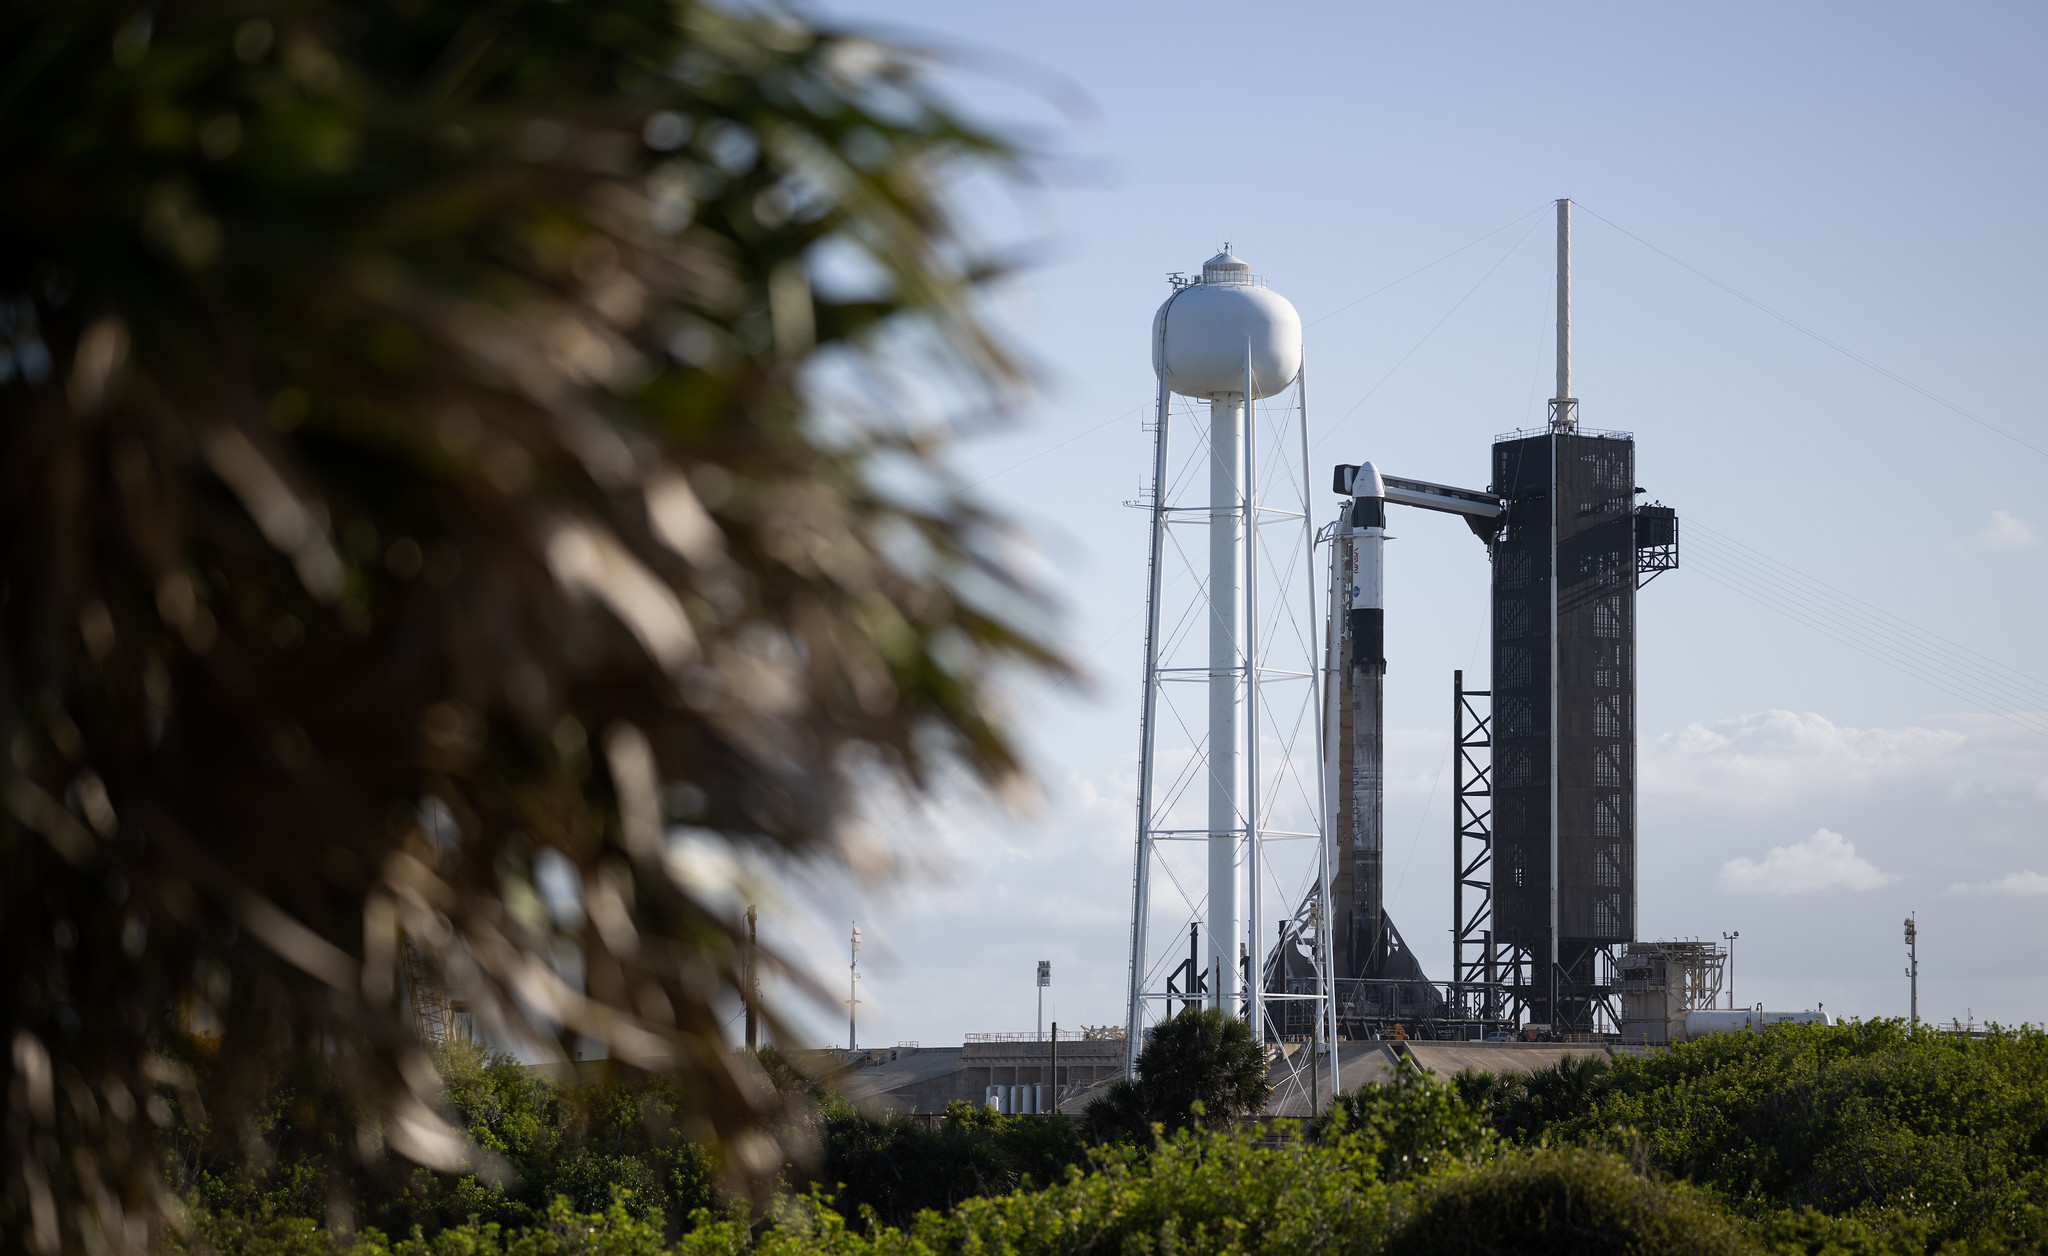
[{"left": 0, "top": 1, "right": 1063, "bottom": 1251}]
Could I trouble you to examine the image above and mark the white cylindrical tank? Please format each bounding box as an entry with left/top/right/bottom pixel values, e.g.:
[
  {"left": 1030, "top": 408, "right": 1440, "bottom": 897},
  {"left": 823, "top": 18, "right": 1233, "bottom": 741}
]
[
  {"left": 1682, "top": 1008, "right": 1833, "bottom": 1041},
  {"left": 1037, "top": 1083, "right": 1052, "bottom": 1115},
  {"left": 1153, "top": 252, "right": 1303, "bottom": 400},
  {"left": 985, "top": 1085, "right": 999, "bottom": 1111},
  {"left": 1207, "top": 389, "right": 1244, "bottom": 1012}
]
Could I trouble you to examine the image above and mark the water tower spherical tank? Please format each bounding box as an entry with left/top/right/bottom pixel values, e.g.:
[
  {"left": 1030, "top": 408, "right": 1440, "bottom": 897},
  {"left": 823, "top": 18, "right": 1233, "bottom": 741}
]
[{"left": 1152, "top": 251, "right": 1302, "bottom": 400}]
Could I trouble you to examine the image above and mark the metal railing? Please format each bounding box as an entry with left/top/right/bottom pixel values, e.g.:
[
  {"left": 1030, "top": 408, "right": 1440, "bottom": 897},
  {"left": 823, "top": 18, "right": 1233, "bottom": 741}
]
[
  {"left": 1493, "top": 424, "right": 1635, "bottom": 443},
  {"left": 964, "top": 1028, "right": 1123, "bottom": 1044}
]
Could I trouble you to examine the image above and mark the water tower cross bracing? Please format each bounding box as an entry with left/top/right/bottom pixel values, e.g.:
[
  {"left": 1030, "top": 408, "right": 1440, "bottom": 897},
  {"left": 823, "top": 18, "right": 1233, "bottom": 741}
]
[{"left": 1124, "top": 249, "right": 1335, "bottom": 1069}]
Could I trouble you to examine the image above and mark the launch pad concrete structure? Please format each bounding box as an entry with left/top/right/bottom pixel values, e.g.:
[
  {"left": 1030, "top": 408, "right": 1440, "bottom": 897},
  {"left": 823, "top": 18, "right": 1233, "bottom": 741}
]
[{"left": 826, "top": 1037, "right": 1624, "bottom": 1118}]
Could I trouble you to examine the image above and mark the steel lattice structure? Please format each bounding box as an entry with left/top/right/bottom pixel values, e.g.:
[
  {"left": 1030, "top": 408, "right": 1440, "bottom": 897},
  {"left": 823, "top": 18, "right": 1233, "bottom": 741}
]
[
  {"left": 401, "top": 934, "right": 466, "bottom": 1044},
  {"left": 1124, "top": 258, "right": 1336, "bottom": 1096}
]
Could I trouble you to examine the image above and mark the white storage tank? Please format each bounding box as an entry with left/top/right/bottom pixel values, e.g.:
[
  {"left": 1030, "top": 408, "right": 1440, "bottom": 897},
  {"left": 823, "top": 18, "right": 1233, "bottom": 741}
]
[
  {"left": 1682, "top": 1008, "right": 1832, "bottom": 1041},
  {"left": 1152, "top": 251, "right": 1302, "bottom": 400}
]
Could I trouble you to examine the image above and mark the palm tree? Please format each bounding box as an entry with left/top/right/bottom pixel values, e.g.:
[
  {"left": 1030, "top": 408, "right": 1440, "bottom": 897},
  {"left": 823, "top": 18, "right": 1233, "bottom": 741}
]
[
  {"left": 0, "top": 1, "right": 1059, "bottom": 1250},
  {"left": 1086, "top": 1008, "right": 1274, "bottom": 1139}
]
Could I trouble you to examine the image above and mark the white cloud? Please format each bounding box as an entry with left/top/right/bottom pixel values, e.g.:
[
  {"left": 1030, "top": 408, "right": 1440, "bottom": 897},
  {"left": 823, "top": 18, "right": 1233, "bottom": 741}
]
[
  {"left": 1719, "top": 828, "right": 1898, "bottom": 894},
  {"left": 1976, "top": 510, "right": 2036, "bottom": 549},
  {"left": 1644, "top": 711, "right": 1970, "bottom": 810},
  {"left": 1945, "top": 870, "right": 2048, "bottom": 897},
  {"left": 1641, "top": 710, "right": 2048, "bottom": 814}
]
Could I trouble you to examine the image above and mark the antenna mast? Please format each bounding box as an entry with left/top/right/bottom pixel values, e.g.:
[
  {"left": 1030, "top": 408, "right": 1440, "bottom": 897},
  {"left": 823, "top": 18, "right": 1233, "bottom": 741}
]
[
  {"left": 1550, "top": 198, "right": 1577, "bottom": 433},
  {"left": 1904, "top": 914, "right": 1919, "bottom": 1024},
  {"left": 848, "top": 922, "right": 861, "bottom": 1051}
]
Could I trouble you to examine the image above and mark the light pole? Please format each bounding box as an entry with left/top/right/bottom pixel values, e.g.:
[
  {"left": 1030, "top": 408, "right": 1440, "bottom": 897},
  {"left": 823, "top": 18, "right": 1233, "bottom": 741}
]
[
  {"left": 848, "top": 922, "right": 861, "bottom": 1051},
  {"left": 1722, "top": 931, "right": 1739, "bottom": 1010},
  {"left": 1904, "top": 915, "right": 1918, "bottom": 1024},
  {"left": 1037, "top": 960, "right": 1051, "bottom": 1042},
  {"left": 744, "top": 904, "right": 758, "bottom": 1052}
]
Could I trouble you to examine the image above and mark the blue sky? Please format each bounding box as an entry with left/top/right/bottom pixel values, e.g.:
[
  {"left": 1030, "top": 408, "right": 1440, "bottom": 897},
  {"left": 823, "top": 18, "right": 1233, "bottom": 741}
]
[{"left": 767, "top": 1, "right": 2048, "bottom": 1045}]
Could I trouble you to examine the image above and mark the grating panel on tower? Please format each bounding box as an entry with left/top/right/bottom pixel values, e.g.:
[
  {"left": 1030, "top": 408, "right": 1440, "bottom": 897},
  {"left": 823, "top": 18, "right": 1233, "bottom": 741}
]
[{"left": 1488, "top": 430, "right": 1639, "bottom": 1029}]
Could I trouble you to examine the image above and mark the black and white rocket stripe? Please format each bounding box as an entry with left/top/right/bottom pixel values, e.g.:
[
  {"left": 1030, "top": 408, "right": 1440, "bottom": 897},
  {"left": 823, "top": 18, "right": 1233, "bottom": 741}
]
[{"left": 1331, "top": 461, "right": 1387, "bottom": 979}]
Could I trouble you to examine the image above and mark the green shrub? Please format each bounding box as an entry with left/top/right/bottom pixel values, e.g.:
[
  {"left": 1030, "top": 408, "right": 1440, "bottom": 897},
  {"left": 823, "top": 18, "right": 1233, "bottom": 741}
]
[
  {"left": 1390, "top": 1146, "right": 1757, "bottom": 1256},
  {"left": 171, "top": 1043, "right": 728, "bottom": 1243},
  {"left": 174, "top": 1022, "right": 2048, "bottom": 1255},
  {"left": 816, "top": 1099, "right": 1088, "bottom": 1229},
  {"left": 1077, "top": 1077, "right": 1152, "bottom": 1146},
  {"left": 1080, "top": 1007, "right": 1273, "bottom": 1140},
  {"left": 183, "top": 1118, "right": 2048, "bottom": 1256},
  {"left": 1748, "top": 1207, "right": 1937, "bottom": 1256},
  {"left": 1501, "top": 1024, "right": 2048, "bottom": 1236},
  {"left": 1319, "top": 1058, "right": 1497, "bottom": 1182},
  {"left": 185, "top": 1207, "right": 345, "bottom": 1256},
  {"left": 1455, "top": 1050, "right": 1618, "bottom": 1144},
  {"left": 1458, "top": 1021, "right": 2048, "bottom": 1250},
  {"left": 904, "top": 1121, "right": 1393, "bottom": 1256},
  {"left": 183, "top": 1195, "right": 734, "bottom": 1256}
]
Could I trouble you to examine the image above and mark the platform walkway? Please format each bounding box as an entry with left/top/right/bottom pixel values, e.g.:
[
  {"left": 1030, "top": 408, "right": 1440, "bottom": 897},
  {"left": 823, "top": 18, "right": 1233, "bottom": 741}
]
[{"left": 813, "top": 1037, "right": 1618, "bottom": 1118}]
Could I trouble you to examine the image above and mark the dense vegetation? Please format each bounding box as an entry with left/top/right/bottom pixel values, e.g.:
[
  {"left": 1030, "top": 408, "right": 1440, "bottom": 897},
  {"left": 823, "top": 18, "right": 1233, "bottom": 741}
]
[
  {"left": 0, "top": 0, "right": 1053, "bottom": 1244},
  {"left": 1458, "top": 1019, "right": 2048, "bottom": 1251},
  {"left": 174, "top": 1020, "right": 2048, "bottom": 1255},
  {"left": 1080, "top": 1007, "right": 1274, "bottom": 1144},
  {"left": 818, "top": 1097, "right": 1088, "bottom": 1230},
  {"left": 168, "top": 1044, "right": 727, "bottom": 1242}
]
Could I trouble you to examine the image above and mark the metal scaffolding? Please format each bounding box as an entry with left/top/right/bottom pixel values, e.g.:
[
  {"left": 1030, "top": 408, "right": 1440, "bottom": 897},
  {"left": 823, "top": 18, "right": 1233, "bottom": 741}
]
[
  {"left": 1448, "top": 672, "right": 1509, "bottom": 1029},
  {"left": 1123, "top": 338, "right": 1335, "bottom": 1077},
  {"left": 401, "top": 934, "right": 468, "bottom": 1044}
]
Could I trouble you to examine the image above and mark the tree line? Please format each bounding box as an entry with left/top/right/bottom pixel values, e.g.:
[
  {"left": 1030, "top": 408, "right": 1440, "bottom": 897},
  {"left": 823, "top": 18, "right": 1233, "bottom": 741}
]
[{"left": 170, "top": 1014, "right": 2048, "bottom": 1255}]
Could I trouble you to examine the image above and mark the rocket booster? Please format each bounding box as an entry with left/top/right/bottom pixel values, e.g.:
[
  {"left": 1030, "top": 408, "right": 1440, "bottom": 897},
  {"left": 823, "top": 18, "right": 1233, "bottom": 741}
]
[
  {"left": 1345, "top": 462, "right": 1387, "bottom": 671},
  {"left": 1328, "top": 461, "right": 1388, "bottom": 977}
]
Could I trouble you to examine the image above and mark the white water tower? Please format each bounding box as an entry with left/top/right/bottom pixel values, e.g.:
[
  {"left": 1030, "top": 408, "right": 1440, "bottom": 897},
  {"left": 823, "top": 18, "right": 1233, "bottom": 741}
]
[
  {"left": 1151, "top": 252, "right": 1303, "bottom": 396},
  {"left": 1128, "top": 249, "right": 1329, "bottom": 1073}
]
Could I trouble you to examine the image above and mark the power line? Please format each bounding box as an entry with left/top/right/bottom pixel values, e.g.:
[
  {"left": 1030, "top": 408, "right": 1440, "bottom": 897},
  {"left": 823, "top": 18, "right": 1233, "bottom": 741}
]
[
  {"left": 1686, "top": 520, "right": 2048, "bottom": 702},
  {"left": 1686, "top": 549, "right": 2045, "bottom": 724},
  {"left": 1312, "top": 211, "right": 1550, "bottom": 455},
  {"left": 1684, "top": 558, "right": 2048, "bottom": 742},
  {"left": 1303, "top": 202, "right": 1552, "bottom": 329},
  {"left": 1576, "top": 203, "right": 2048, "bottom": 462},
  {"left": 938, "top": 406, "right": 1141, "bottom": 504},
  {"left": 1683, "top": 539, "right": 2046, "bottom": 713},
  {"left": 1679, "top": 519, "right": 2048, "bottom": 740}
]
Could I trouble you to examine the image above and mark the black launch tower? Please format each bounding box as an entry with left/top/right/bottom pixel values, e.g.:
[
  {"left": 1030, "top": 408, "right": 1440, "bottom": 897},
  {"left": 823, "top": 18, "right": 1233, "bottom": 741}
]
[{"left": 1486, "top": 428, "right": 1676, "bottom": 1032}]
